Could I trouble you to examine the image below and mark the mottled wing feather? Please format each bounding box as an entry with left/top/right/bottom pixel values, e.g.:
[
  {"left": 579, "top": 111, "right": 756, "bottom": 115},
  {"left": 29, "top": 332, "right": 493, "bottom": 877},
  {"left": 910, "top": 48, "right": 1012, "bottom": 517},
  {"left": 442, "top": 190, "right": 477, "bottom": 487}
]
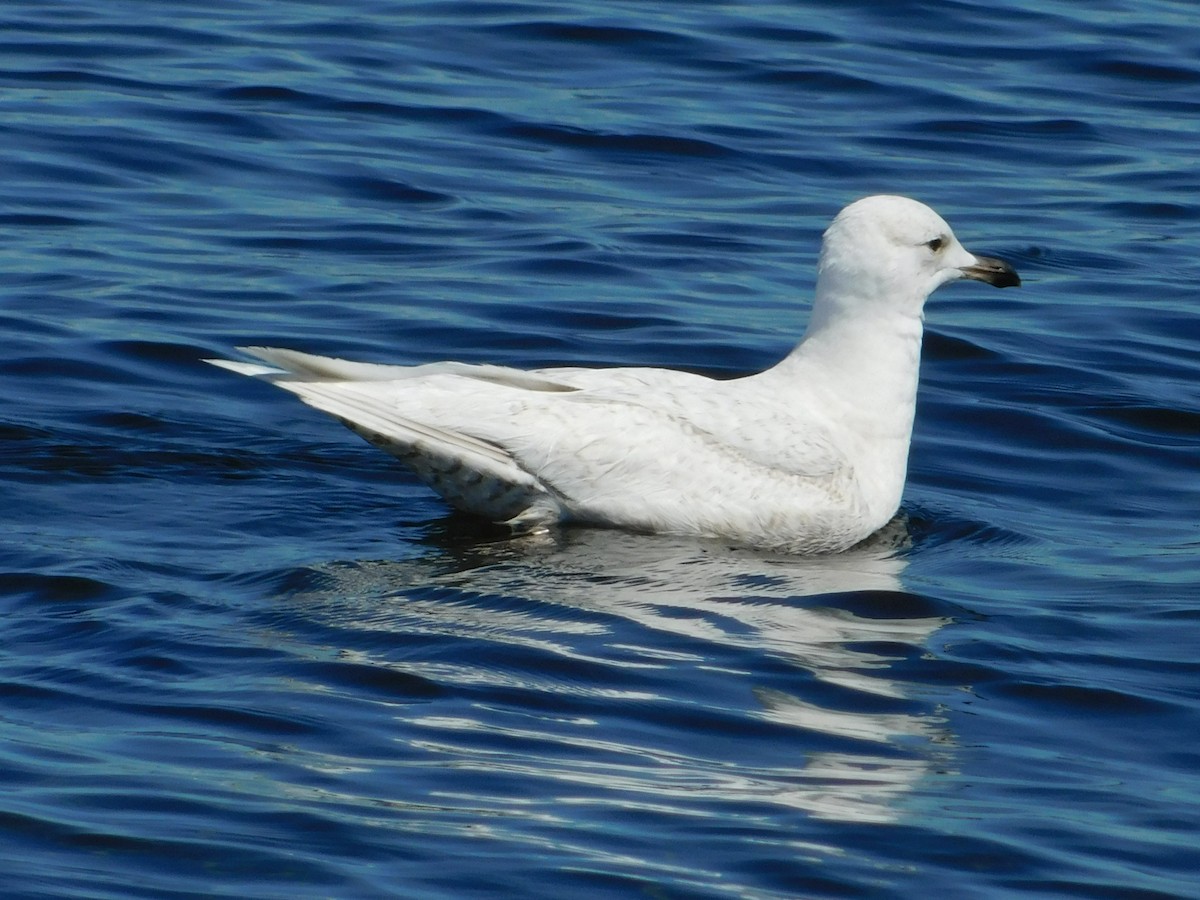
[{"left": 261, "top": 377, "right": 562, "bottom": 524}]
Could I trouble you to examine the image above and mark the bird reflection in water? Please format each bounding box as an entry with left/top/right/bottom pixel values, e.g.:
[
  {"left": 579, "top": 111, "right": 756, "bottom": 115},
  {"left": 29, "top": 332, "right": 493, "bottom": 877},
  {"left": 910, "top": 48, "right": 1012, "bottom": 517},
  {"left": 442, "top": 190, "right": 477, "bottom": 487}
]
[{"left": 282, "top": 517, "right": 955, "bottom": 825}]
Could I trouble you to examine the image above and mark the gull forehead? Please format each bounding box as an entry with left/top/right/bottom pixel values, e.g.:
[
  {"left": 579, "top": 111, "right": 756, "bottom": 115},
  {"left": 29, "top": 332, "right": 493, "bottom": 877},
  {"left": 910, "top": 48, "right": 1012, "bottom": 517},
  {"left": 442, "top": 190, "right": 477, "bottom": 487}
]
[{"left": 830, "top": 195, "right": 953, "bottom": 240}]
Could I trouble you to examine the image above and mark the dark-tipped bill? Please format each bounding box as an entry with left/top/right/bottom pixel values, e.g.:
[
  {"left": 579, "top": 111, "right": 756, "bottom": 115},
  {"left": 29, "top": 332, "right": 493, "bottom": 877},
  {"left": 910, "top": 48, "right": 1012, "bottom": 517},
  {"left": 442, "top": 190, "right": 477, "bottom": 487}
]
[{"left": 961, "top": 255, "right": 1020, "bottom": 288}]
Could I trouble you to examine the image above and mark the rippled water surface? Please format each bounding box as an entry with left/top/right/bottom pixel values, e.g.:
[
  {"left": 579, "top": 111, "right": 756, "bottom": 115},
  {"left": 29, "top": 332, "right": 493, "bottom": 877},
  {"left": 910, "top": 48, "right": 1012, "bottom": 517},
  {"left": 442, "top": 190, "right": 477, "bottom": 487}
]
[{"left": 3, "top": 1, "right": 1199, "bottom": 897}]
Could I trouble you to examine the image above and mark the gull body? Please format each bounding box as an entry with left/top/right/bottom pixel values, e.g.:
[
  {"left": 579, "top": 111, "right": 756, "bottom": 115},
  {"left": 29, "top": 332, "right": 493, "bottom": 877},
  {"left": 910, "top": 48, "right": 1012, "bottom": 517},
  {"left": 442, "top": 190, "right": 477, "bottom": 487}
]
[{"left": 209, "top": 195, "right": 1019, "bottom": 553}]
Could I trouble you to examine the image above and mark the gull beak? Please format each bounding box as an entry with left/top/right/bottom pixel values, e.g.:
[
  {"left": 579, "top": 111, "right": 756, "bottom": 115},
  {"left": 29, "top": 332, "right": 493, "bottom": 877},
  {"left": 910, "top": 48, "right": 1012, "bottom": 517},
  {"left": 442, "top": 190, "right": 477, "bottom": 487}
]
[{"left": 960, "top": 255, "right": 1021, "bottom": 288}]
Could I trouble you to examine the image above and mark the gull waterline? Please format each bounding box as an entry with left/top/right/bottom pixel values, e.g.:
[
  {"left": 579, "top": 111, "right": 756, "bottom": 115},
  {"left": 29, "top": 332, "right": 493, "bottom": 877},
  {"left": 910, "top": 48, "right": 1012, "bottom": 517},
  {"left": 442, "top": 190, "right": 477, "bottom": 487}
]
[{"left": 208, "top": 195, "right": 1019, "bottom": 553}]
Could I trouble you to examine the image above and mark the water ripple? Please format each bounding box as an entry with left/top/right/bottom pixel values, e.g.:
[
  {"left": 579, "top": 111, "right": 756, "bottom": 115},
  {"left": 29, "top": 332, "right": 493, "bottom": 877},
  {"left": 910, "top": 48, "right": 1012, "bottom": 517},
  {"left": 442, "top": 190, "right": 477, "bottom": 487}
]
[{"left": 1, "top": 0, "right": 1198, "bottom": 897}]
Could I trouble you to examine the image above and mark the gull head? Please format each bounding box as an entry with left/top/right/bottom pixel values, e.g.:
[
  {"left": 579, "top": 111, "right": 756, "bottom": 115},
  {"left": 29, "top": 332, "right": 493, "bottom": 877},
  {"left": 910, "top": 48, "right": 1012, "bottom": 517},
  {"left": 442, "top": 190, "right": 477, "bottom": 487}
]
[{"left": 812, "top": 195, "right": 1019, "bottom": 329}]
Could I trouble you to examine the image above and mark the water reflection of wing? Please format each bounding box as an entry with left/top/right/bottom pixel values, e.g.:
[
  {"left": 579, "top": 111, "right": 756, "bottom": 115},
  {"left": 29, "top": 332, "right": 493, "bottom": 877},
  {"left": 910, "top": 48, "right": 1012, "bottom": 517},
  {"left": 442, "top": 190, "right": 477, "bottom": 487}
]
[{"left": 290, "top": 520, "right": 953, "bottom": 824}]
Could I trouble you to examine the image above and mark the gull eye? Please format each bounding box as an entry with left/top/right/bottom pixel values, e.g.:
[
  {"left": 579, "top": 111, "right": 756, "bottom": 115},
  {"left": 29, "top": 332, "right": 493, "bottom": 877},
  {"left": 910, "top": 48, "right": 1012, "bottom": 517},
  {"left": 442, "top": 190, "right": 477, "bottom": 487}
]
[{"left": 925, "top": 236, "right": 946, "bottom": 252}]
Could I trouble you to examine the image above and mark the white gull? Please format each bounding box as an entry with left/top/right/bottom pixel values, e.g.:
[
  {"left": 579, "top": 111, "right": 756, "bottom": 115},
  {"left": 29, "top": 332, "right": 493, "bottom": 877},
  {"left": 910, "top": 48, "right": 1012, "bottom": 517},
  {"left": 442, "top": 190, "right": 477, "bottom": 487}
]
[{"left": 208, "top": 195, "right": 1019, "bottom": 553}]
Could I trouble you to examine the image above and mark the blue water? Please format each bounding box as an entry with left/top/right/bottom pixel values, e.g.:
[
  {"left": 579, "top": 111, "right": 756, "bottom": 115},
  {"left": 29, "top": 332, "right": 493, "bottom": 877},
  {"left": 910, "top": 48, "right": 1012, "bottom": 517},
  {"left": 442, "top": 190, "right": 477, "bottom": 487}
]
[{"left": 2, "top": 1, "right": 1198, "bottom": 897}]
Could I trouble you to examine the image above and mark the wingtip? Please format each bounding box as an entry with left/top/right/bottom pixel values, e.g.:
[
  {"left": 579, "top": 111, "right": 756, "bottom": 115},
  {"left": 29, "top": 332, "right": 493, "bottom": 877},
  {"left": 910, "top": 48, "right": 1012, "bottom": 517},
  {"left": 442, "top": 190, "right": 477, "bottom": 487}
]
[{"left": 205, "top": 357, "right": 280, "bottom": 377}]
